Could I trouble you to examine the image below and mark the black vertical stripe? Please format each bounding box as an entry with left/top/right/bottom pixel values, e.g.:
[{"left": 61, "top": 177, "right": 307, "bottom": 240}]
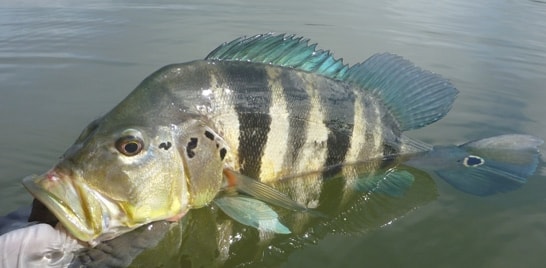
[
  {"left": 318, "top": 79, "right": 355, "bottom": 212},
  {"left": 280, "top": 70, "right": 311, "bottom": 167},
  {"left": 221, "top": 62, "right": 272, "bottom": 179},
  {"left": 319, "top": 80, "right": 355, "bottom": 177}
]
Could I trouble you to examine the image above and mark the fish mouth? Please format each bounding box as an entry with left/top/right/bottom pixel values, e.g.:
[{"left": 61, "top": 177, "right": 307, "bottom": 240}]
[{"left": 22, "top": 170, "right": 130, "bottom": 245}]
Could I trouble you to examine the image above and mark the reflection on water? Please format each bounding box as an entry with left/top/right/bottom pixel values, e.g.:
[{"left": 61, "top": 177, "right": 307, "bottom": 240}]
[{"left": 1, "top": 0, "right": 546, "bottom": 267}]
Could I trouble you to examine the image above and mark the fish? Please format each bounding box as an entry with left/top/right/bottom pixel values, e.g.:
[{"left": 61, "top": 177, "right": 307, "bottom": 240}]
[{"left": 21, "top": 33, "right": 543, "bottom": 247}]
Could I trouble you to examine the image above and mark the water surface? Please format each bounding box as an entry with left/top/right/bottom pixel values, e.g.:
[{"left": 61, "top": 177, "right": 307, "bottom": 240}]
[{"left": 1, "top": 0, "right": 546, "bottom": 267}]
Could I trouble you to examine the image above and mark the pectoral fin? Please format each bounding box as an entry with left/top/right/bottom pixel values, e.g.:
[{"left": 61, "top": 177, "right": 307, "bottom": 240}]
[
  {"left": 214, "top": 196, "right": 291, "bottom": 234},
  {"left": 223, "top": 169, "right": 309, "bottom": 212}
]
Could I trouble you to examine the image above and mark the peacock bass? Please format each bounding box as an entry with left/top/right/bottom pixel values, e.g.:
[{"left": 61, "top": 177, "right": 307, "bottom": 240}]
[{"left": 22, "top": 34, "right": 543, "bottom": 246}]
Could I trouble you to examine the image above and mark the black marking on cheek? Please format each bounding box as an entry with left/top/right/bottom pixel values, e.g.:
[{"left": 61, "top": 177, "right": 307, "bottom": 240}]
[
  {"left": 159, "top": 142, "right": 172, "bottom": 150},
  {"left": 204, "top": 130, "right": 215, "bottom": 141},
  {"left": 187, "top": 138, "right": 198, "bottom": 149},
  {"left": 186, "top": 137, "right": 198, "bottom": 158},
  {"left": 219, "top": 148, "right": 227, "bottom": 160}
]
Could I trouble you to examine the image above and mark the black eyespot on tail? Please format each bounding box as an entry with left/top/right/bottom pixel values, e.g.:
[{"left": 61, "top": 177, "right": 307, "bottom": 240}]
[
  {"left": 159, "top": 142, "right": 172, "bottom": 150},
  {"left": 186, "top": 137, "right": 198, "bottom": 158},
  {"left": 219, "top": 148, "right": 227, "bottom": 160},
  {"left": 204, "top": 130, "right": 215, "bottom": 141},
  {"left": 463, "top": 155, "right": 484, "bottom": 167}
]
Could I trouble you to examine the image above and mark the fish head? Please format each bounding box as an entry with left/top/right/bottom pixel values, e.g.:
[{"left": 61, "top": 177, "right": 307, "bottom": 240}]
[
  {"left": 20, "top": 62, "right": 232, "bottom": 245},
  {"left": 22, "top": 110, "right": 228, "bottom": 245}
]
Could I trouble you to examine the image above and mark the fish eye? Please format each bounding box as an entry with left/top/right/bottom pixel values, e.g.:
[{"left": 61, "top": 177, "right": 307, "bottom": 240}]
[{"left": 115, "top": 135, "right": 144, "bottom": 156}]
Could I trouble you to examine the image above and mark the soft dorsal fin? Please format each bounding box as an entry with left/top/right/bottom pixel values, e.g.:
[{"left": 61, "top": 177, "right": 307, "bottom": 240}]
[
  {"left": 341, "top": 53, "right": 458, "bottom": 131},
  {"left": 206, "top": 33, "right": 458, "bottom": 131}
]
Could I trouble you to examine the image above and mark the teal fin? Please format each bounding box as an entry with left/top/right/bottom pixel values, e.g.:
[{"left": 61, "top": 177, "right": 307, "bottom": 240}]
[
  {"left": 205, "top": 33, "right": 349, "bottom": 79},
  {"left": 355, "top": 169, "right": 415, "bottom": 197},
  {"left": 341, "top": 53, "right": 458, "bottom": 131},
  {"left": 407, "top": 134, "right": 543, "bottom": 196},
  {"left": 228, "top": 170, "right": 310, "bottom": 212},
  {"left": 214, "top": 196, "right": 291, "bottom": 234},
  {"left": 207, "top": 33, "right": 457, "bottom": 131},
  {"left": 400, "top": 135, "right": 434, "bottom": 154}
]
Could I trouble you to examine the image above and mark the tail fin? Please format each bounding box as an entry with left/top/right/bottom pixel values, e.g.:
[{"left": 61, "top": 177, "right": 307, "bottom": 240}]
[{"left": 407, "top": 134, "right": 543, "bottom": 196}]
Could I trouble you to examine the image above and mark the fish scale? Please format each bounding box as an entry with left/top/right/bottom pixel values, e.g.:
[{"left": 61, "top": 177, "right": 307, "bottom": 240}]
[
  {"left": 201, "top": 61, "right": 397, "bottom": 183},
  {"left": 194, "top": 61, "right": 410, "bottom": 215}
]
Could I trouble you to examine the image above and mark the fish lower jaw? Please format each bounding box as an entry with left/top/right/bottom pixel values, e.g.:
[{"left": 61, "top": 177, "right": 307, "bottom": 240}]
[{"left": 22, "top": 174, "right": 132, "bottom": 244}]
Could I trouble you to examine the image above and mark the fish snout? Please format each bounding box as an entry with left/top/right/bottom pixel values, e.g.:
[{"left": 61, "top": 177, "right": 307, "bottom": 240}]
[
  {"left": 44, "top": 168, "right": 64, "bottom": 183},
  {"left": 35, "top": 167, "right": 75, "bottom": 191},
  {"left": 22, "top": 169, "right": 102, "bottom": 243}
]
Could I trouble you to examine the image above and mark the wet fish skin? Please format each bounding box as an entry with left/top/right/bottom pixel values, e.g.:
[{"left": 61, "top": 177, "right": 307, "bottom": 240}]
[
  {"left": 22, "top": 52, "right": 428, "bottom": 244},
  {"left": 24, "top": 33, "right": 542, "bottom": 247}
]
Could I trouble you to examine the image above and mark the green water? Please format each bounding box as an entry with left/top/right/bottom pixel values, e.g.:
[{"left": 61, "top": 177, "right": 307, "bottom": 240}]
[{"left": 1, "top": 0, "right": 546, "bottom": 267}]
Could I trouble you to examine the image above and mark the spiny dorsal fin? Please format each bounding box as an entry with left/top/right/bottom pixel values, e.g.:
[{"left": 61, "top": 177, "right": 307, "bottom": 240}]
[
  {"left": 205, "top": 33, "right": 349, "bottom": 79},
  {"left": 207, "top": 34, "right": 458, "bottom": 131}
]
